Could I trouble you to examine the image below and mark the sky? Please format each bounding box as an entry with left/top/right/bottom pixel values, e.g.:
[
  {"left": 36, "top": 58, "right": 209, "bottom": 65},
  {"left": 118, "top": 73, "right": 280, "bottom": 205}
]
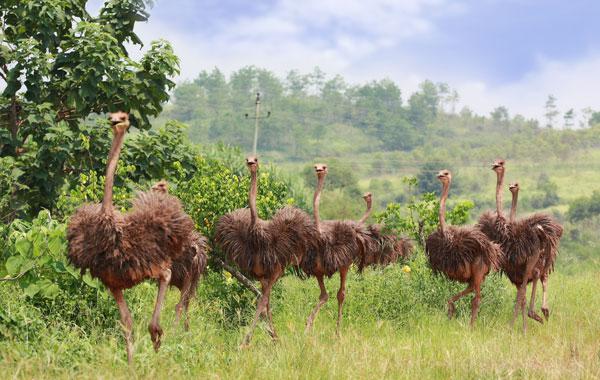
[{"left": 93, "top": 0, "right": 600, "bottom": 123}]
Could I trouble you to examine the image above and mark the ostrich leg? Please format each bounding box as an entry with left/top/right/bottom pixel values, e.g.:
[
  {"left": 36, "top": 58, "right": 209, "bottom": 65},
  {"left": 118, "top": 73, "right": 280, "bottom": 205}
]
[
  {"left": 149, "top": 268, "right": 172, "bottom": 352},
  {"left": 469, "top": 265, "right": 486, "bottom": 326},
  {"left": 447, "top": 284, "right": 474, "bottom": 319},
  {"left": 265, "top": 297, "right": 278, "bottom": 340},
  {"left": 540, "top": 274, "right": 550, "bottom": 320},
  {"left": 175, "top": 277, "right": 192, "bottom": 330},
  {"left": 306, "top": 274, "right": 329, "bottom": 332},
  {"left": 336, "top": 266, "right": 349, "bottom": 336},
  {"left": 241, "top": 277, "right": 274, "bottom": 347},
  {"left": 527, "top": 268, "right": 544, "bottom": 323},
  {"left": 110, "top": 288, "right": 134, "bottom": 364},
  {"left": 512, "top": 252, "right": 540, "bottom": 332}
]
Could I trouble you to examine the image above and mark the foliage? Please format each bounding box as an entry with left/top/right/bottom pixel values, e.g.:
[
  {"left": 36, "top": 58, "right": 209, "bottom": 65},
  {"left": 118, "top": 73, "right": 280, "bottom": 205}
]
[
  {"left": 173, "top": 155, "right": 294, "bottom": 240},
  {"left": 567, "top": 190, "right": 600, "bottom": 222},
  {"left": 375, "top": 176, "right": 474, "bottom": 243},
  {"left": 0, "top": 0, "right": 179, "bottom": 219},
  {"left": 528, "top": 172, "right": 560, "bottom": 209},
  {"left": 0, "top": 118, "right": 196, "bottom": 219},
  {"left": 301, "top": 159, "right": 361, "bottom": 196}
]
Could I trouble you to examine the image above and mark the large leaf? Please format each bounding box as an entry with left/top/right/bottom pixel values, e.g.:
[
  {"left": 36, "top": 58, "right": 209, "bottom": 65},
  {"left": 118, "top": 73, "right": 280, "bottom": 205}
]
[
  {"left": 14, "top": 239, "right": 32, "bottom": 256},
  {"left": 24, "top": 283, "right": 41, "bottom": 298},
  {"left": 5, "top": 256, "right": 24, "bottom": 275}
]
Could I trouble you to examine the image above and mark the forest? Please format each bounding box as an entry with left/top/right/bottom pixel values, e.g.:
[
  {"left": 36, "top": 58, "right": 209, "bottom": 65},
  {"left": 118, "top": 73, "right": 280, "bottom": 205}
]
[{"left": 1, "top": 1, "right": 600, "bottom": 378}]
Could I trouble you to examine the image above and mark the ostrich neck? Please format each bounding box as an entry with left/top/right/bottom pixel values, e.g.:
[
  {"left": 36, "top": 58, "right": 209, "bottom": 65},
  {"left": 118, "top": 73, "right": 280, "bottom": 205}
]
[
  {"left": 510, "top": 190, "right": 519, "bottom": 223},
  {"left": 359, "top": 198, "right": 372, "bottom": 224},
  {"left": 249, "top": 169, "right": 258, "bottom": 226},
  {"left": 101, "top": 131, "right": 126, "bottom": 214},
  {"left": 313, "top": 175, "right": 325, "bottom": 232},
  {"left": 495, "top": 170, "right": 505, "bottom": 218},
  {"left": 439, "top": 180, "right": 450, "bottom": 234}
]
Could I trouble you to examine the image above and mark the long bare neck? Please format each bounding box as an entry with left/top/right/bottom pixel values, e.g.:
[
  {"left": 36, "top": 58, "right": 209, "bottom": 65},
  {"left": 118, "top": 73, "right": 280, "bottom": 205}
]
[
  {"left": 313, "top": 175, "right": 325, "bottom": 232},
  {"left": 359, "top": 198, "right": 372, "bottom": 224},
  {"left": 495, "top": 170, "right": 505, "bottom": 217},
  {"left": 101, "top": 131, "right": 126, "bottom": 214},
  {"left": 510, "top": 190, "right": 519, "bottom": 223},
  {"left": 249, "top": 169, "right": 258, "bottom": 226},
  {"left": 439, "top": 181, "right": 450, "bottom": 234}
]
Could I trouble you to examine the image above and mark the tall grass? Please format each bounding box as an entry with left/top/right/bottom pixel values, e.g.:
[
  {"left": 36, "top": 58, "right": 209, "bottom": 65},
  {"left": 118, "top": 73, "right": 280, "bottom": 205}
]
[{"left": 1, "top": 258, "right": 599, "bottom": 379}]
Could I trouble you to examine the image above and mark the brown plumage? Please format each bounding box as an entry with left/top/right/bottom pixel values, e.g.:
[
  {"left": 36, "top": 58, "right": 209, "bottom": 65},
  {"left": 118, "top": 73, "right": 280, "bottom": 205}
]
[
  {"left": 151, "top": 180, "right": 208, "bottom": 330},
  {"left": 508, "top": 182, "right": 563, "bottom": 323},
  {"left": 214, "top": 156, "right": 317, "bottom": 346},
  {"left": 355, "top": 192, "right": 413, "bottom": 272},
  {"left": 302, "top": 163, "right": 365, "bottom": 335},
  {"left": 425, "top": 169, "right": 502, "bottom": 326},
  {"left": 477, "top": 159, "right": 553, "bottom": 331},
  {"left": 67, "top": 112, "right": 196, "bottom": 364}
]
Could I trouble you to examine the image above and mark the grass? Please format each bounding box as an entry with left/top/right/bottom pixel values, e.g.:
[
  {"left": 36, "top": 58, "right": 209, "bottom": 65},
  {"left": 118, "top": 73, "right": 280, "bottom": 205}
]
[{"left": 1, "top": 262, "right": 599, "bottom": 379}]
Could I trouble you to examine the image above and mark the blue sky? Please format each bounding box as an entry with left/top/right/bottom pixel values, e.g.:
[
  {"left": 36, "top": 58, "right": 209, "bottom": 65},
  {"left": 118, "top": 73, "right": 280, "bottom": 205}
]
[{"left": 98, "top": 0, "right": 600, "bottom": 122}]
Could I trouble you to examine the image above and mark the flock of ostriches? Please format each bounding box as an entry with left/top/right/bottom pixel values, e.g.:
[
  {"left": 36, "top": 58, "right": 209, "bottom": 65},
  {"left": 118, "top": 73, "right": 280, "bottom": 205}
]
[{"left": 66, "top": 112, "right": 563, "bottom": 364}]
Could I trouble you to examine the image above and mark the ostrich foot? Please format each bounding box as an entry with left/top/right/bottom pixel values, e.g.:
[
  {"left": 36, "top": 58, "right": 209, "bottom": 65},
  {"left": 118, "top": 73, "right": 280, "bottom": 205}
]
[
  {"left": 447, "top": 302, "right": 456, "bottom": 319},
  {"left": 541, "top": 307, "right": 550, "bottom": 321},
  {"left": 148, "top": 324, "right": 163, "bottom": 352},
  {"left": 527, "top": 310, "right": 544, "bottom": 324}
]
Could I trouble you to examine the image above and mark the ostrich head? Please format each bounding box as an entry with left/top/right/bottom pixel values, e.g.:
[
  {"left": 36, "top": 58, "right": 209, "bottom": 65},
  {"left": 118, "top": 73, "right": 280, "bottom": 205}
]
[
  {"left": 362, "top": 192, "right": 372, "bottom": 201},
  {"left": 314, "top": 163, "right": 328, "bottom": 179},
  {"left": 509, "top": 182, "right": 519, "bottom": 193},
  {"left": 108, "top": 111, "right": 130, "bottom": 134},
  {"left": 246, "top": 156, "right": 258, "bottom": 173},
  {"left": 437, "top": 169, "right": 451, "bottom": 183},
  {"left": 152, "top": 180, "right": 169, "bottom": 194},
  {"left": 491, "top": 159, "right": 505, "bottom": 174}
]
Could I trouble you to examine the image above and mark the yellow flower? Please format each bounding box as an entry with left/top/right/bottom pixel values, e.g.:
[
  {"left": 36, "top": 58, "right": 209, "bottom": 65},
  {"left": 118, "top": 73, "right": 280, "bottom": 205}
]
[{"left": 402, "top": 265, "right": 411, "bottom": 273}]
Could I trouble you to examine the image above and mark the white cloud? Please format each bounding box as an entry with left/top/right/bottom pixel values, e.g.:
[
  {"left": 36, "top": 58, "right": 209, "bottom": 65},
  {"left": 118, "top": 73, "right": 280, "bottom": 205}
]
[
  {"left": 127, "top": 0, "right": 599, "bottom": 123},
  {"left": 456, "top": 53, "right": 600, "bottom": 124}
]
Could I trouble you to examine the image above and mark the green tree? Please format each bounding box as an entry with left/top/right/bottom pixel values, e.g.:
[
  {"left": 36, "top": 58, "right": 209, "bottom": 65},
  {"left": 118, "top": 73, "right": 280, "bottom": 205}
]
[
  {"left": 0, "top": 0, "right": 179, "bottom": 218},
  {"left": 544, "top": 95, "right": 559, "bottom": 128}
]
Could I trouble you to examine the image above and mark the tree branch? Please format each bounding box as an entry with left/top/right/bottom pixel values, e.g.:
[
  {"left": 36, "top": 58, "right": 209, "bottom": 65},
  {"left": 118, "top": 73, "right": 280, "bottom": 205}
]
[{"left": 212, "top": 256, "right": 261, "bottom": 298}]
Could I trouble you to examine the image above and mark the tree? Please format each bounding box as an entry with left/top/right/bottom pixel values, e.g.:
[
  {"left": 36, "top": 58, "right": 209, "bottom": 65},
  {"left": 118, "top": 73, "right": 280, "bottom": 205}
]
[
  {"left": 408, "top": 80, "right": 440, "bottom": 129},
  {"left": 544, "top": 95, "right": 559, "bottom": 128},
  {"left": 563, "top": 108, "right": 575, "bottom": 129},
  {"left": 491, "top": 106, "right": 509, "bottom": 124},
  {"left": 0, "top": 0, "right": 179, "bottom": 218}
]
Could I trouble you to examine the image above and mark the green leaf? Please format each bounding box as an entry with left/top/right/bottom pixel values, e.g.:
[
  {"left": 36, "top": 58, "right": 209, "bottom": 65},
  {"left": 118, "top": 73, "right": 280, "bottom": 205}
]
[
  {"left": 48, "top": 236, "right": 64, "bottom": 256},
  {"left": 82, "top": 273, "right": 99, "bottom": 288},
  {"left": 15, "top": 239, "right": 32, "bottom": 256},
  {"left": 5, "top": 256, "right": 24, "bottom": 275},
  {"left": 24, "top": 283, "right": 41, "bottom": 298}
]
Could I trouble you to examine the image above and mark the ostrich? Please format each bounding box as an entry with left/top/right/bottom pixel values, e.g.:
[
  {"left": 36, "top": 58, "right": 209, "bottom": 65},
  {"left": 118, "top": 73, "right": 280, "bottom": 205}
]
[
  {"left": 508, "top": 182, "right": 563, "bottom": 322},
  {"left": 151, "top": 180, "right": 208, "bottom": 330},
  {"left": 477, "top": 159, "right": 546, "bottom": 331},
  {"left": 214, "top": 156, "right": 317, "bottom": 346},
  {"left": 301, "top": 163, "right": 366, "bottom": 335},
  {"left": 426, "top": 170, "right": 502, "bottom": 326},
  {"left": 67, "top": 112, "right": 196, "bottom": 364},
  {"left": 356, "top": 192, "right": 413, "bottom": 272}
]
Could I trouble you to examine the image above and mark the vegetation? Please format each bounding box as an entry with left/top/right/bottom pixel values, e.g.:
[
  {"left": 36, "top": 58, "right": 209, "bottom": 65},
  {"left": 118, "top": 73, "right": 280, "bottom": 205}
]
[{"left": 2, "top": 1, "right": 600, "bottom": 378}]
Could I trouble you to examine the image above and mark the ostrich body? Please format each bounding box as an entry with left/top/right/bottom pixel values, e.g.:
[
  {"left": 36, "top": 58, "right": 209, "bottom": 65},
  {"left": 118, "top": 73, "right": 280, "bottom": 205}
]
[
  {"left": 477, "top": 160, "right": 556, "bottom": 330},
  {"left": 301, "top": 163, "right": 366, "bottom": 334},
  {"left": 151, "top": 180, "right": 208, "bottom": 330},
  {"left": 214, "top": 156, "right": 316, "bottom": 346},
  {"left": 67, "top": 112, "right": 196, "bottom": 363},
  {"left": 508, "top": 182, "right": 563, "bottom": 322},
  {"left": 426, "top": 170, "right": 502, "bottom": 326},
  {"left": 356, "top": 192, "right": 412, "bottom": 272}
]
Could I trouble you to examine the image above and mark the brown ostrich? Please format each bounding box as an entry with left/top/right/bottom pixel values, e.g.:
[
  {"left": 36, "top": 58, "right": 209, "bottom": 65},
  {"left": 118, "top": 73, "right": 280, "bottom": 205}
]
[
  {"left": 301, "top": 163, "right": 366, "bottom": 335},
  {"left": 151, "top": 180, "right": 208, "bottom": 330},
  {"left": 214, "top": 156, "right": 317, "bottom": 346},
  {"left": 477, "top": 159, "right": 546, "bottom": 331},
  {"left": 508, "top": 182, "right": 563, "bottom": 322},
  {"left": 426, "top": 170, "right": 502, "bottom": 326},
  {"left": 67, "top": 112, "right": 196, "bottom": 364},
  {"left": 356, "top": 192, "right": 413, "bottom": 272}
]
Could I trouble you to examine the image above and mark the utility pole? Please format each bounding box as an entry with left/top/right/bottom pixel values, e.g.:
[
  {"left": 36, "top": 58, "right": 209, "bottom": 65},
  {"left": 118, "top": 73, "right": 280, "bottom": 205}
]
[{"left": 245, "top": 92, "right": 271, "bottom": 155}]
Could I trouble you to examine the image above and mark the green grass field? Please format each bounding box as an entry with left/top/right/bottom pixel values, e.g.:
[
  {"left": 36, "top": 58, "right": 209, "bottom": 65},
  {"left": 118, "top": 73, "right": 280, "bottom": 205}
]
[{"left": 2, "top": 259, "right": 599, "bottom": 379}]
